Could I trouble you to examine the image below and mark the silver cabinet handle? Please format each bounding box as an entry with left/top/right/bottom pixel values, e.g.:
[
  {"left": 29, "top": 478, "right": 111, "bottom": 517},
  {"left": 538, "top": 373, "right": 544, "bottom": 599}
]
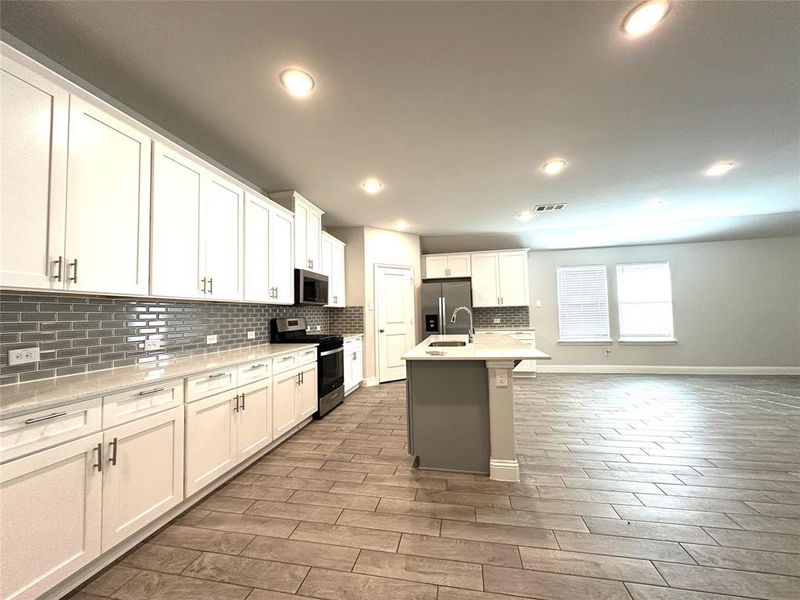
[
  {"left": 52, "top": 256, "right": 63, "bottom": 281},
  {"left": 25, "top": 411, "right": 67, "bottom": 425},
  {"left": 233, "top": 393, "right": 240, "bottom": 412},
  {"left": 208, "top": 372, "right": 227, "bottom": 379},
  {"left": 108, "top": 437, "right": 118, "bottom": 466},
  {"left": 69, "top": 258, "right": 78, "bottom": 283},
  {"left": 201, "top": 277, "right": 207, "bottom": 293},
  {"left": 93, "top": 442, "right": 103, "bottom": 472},
  {"left": 248, "top": 363, "right": 265, "bottom": 370},
  {"left": 278, "top": 356, "right": 293, "bottom": 362},
  {"left": 208, "top": 277, "right": 213, "bottom": 295},
  {"left": 138, "top": 387, "right": 165, "bottom": 396}
]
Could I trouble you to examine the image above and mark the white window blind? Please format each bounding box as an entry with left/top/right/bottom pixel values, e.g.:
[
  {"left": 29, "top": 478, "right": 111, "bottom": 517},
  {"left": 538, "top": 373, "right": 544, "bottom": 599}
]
[
  {"left": 556, "top": 265, "right": 610, "bottom": 341},
  {"left": 616, "top": 262, "right": 674, "bottom": 340}
]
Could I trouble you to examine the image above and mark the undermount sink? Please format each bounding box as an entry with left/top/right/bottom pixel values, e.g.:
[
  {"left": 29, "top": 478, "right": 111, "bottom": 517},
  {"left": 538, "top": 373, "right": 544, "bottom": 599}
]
[{"left": 428, "top": 341, "right": 467, "bottom": 347}]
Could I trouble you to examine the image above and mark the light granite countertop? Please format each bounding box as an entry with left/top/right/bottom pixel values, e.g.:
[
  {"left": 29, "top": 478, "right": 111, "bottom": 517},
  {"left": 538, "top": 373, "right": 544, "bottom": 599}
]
[
  {"left": 0, "top": 343, "right": 316, "bottom": 419},
  {"left": 402, "top": 332, "right": 551, "bottom": 362},
  {"left": 343, "top": 333, "right": 364, "bottom": 339}
]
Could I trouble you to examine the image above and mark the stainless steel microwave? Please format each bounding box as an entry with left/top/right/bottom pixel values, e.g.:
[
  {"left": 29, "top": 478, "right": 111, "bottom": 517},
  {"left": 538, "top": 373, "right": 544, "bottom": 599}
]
[{"left": 294, "top": 269, "right": 329, "bottom": 305}]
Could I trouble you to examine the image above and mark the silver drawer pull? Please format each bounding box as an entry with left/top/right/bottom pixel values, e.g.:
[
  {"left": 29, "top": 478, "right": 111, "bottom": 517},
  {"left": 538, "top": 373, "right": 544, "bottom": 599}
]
[
  {"left": 248, "top": 363, "right": 266, "bottom": 370},
  {"left": 25, "top": 411, "right": 68, "bottom": 425},
  {"left": 278, "top": 356, "right": 294, "bottom": 362},
  {"left": 138, "top": 387, "right": 165, "bottom": 396},
  {"left": 208, "top": 372, "right": 228, "bottom": 379}
]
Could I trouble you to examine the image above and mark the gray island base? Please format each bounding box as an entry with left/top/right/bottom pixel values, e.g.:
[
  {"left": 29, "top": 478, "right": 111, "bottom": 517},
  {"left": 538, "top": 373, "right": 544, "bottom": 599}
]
[{"left": 403, "top": 333, "right": 551, "bottom": 481}]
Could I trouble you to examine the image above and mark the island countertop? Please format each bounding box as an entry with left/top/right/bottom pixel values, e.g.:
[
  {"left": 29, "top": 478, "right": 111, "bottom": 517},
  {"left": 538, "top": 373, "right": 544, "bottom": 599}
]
[{"left": 402, "top": 333, "right": 551, "bottom": 362}]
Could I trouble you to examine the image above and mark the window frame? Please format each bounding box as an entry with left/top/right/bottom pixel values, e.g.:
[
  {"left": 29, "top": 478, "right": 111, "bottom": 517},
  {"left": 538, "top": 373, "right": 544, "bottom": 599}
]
[
  {"left": 615, "top": 261, "right": 676, "bottom": 343},
  {"left": 555, "top": 264, "right": 612, "bottom": 344}
]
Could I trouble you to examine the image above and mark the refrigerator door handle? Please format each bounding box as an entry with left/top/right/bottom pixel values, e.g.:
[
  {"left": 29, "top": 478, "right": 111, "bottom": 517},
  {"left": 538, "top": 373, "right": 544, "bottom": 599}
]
[{"left": 441, "top": 296, "right": 447, "bottom": 334}]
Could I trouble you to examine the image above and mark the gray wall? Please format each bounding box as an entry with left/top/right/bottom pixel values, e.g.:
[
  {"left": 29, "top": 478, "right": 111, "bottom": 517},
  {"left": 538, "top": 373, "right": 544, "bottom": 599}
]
[{"left": 527, "top": 236, "right": 800, "bottom": 367}]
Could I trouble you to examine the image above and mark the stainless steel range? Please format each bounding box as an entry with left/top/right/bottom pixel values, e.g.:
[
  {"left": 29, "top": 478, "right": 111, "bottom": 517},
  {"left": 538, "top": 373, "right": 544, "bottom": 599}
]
[{"left": 270, "top": 317, "right": 344, "bottom": 417}]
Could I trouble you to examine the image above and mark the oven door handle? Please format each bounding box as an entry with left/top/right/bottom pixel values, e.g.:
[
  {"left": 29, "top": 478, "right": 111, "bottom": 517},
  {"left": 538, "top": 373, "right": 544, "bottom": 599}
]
[{"left": 320, "top": 347, "right": 344, "bottom": 357}]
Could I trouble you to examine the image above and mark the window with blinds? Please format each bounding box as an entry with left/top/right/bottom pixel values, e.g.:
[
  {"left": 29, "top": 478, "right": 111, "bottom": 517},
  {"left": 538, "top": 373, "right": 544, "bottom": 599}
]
[
  {"left": 556, "top": 265, "right": 610, "bottom": 342},
  {"left": 616, "top": 262, "right": 674, "bottom": 340}
]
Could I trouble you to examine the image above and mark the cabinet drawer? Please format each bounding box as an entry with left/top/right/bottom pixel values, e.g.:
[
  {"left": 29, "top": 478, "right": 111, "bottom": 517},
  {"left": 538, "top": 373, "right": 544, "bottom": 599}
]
[
  {"left": 103, "top": 381, "right": 184, "bottom": 429},
  {"left": 186, "top": 368, "right": 237, "bottom": 403},
  {"left": 297, "top": 347, "right": 318, "bottom": 367},
  {"left": 0, "top": 398, "right": 102, "bottom": 463},
  {"left": 272, "top": 352, "right": 298, "bottom": 375},
  {"left": 237, "top": 359, "right": 271, "bottom": 386},
  {"left": 344, "top": 338, "right": 360, "bottom": 353}
]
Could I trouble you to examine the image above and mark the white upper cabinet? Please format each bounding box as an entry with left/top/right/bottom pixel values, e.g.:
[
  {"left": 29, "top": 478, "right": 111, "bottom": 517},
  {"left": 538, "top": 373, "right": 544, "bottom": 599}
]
[
  {"left": 0, "top": 51, "right": 68, "bottom": 290},
  {"left": 423, "top": 254, "right": 471, "bottom": 278},
  {"left": 271, "top": 191, "right": 324, "bottom": 273},
  {"left": 65, "top": 96, "right": 151, "bottom": 296},
  {"left": 268, "top": 208, "right": 294, "bottom": 304},
  {"left": 203, "top": 174, "right": 243, "bottom": 301},
  {"left": 469, "top": 250, "right": 529, "bottom": 307},
  {"left": 244, "top": 191, "right": 270, "bottom": 302},
  {"left": 151, "top": 143, "right": 204, "bottom": 299},
  {"left": 321, "top": 232, "right": 346, "bottom": 307}
]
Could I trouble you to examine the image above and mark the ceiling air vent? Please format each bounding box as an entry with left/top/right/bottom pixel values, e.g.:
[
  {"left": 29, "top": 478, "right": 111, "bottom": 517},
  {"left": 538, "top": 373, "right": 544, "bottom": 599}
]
[{"left": 534, "top": 203, "right": 566, "bottom": 212}]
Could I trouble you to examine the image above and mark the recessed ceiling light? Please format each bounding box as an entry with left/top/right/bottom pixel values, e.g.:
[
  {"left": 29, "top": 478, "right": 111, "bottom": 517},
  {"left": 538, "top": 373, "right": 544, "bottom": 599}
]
[
  {"left": 623, "top": 0, "right": 670, "bottom": 37},
  {"left": 395, "top": 219, "right": 409, "bottom": 231},
  {"left": 516, "top": 210, "right": 534, "bottom": 222},
  {"left": 643, "top": 198, "right": 665, "bottom": 209},
  {"left": 361, "top": 178, "right": 384, "bottom": 194},
  {"left": 542, "top": 159, "right": 567, "bottom": 175},
  {"left": 280, "top": 69, "right": 314, "bottom": 97},
  {"left": 704, "top": 161, "right": 736, "bottom": 177}
]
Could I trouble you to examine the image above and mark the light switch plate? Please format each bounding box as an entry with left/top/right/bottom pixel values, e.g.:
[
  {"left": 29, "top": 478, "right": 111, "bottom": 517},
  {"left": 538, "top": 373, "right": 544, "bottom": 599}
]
[
  {"left": 9, "top": 347, "right": 39, "bottom": 365},
  {"left": 144, "top": 340, "right": 163, "bottom": 351},
  {"left": 247, "top": 331, "right": 255, "bottom": 340},
  {"left": 206, "top": 334, "right": 218, "bottom": 345},
  {"left": 535, "top": 299, "right": 542, "bottom": 308}
]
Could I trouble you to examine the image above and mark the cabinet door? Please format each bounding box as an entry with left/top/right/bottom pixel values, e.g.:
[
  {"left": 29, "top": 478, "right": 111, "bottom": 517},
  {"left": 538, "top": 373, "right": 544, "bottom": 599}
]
[
  {"left": 236, "top": 380, "right": 272, "bottom": 462},
  {"left": 244, "top": 193, "right": 270, "bottom": 302},
  {"left": 353, "top": 347, "right": 363, "bottom": 388},
  {"left": 320, "top": 235, "right": 333, "bottom": 304},
  {"left": 185, "top": 391, "right": 236, "bottom": 496},
  {"left": 447, "top": 254, "right": 471, "bottom": 277},
  {"left": 65, "top": 96, "right": 151, "bottom": 295},
  {"left": 101, "top": 407, "right": 184, "bottom": 550},
  {"left": 0, "top": 433, "right": 102, "bottom": 600},
  {"left": 424, "top": 256, "right": 448, "bottom": 279},
  {"left": 331, "top": 242, "right": 346, "bottom": 307},
  {"left": 272, "top": 368, "right": 299, "bottom": 438},
  {"left": 297, "top": 364, "right": 318, "bottom": 420},
  {"left": 343, "top": 350, "right": 354, "bottom": 393},
  {"left": 151, "top": 143, "right": 204, "bottom": 298},
  {"left": 293, "top": 201, "right": 308, "bottom": 270},
  {"left": 498, "top": 251, "right": 529, "bottom": 306},
  {"left": 0, "top": 54, "right": 68, "bottom": 290},
  {"left": 305, "top": 209, "right": 321, "bottom": 272},
  {"left": 268, "top": 209, "right": 294, "bottom": 304},
  {"left": 203, "top": 174, "right": 243, "bottom": 301},
  {"left": 470, "top": 253, "right": 499, "bottom": 307}
]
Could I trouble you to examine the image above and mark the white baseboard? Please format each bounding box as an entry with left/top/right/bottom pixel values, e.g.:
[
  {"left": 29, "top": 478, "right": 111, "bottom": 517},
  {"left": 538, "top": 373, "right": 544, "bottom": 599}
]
[
  {"left": 361, "top": 377, "right": 380, "bottom": 387},
  {"left": 489, "top": 458, "right": 520, "bottom": 482},
  {"left": 536, "top": 365, "right": 800, "bottom": 375}
]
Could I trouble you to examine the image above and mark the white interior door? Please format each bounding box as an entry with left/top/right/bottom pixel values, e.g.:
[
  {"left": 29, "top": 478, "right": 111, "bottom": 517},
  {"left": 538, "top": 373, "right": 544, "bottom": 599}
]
[
  {"left": 65, "top": 96, "right": 151, "bottom": 295},
  {"left": 244, "top": 193, "right": 270, "bottom": 302},
  {"left": 101, "top": 407, "right": 184, "bottom": 550},
  {"left": 470, "top": 253, "right": 499, "bottom": 307},
  {"left": 151, "top": 143, "right": 204, "bottom": 298},
  {"left": 203, "top": 174, "right": 243, "bottom": 300},
  {"left": 0, "top": 54, "right": 68, "bottom": 290},
  {"left": 498, "top": 251, "right": 529, "bottom": 306},
  {"left": 185, "top": 392, "right": 236, "bottom": 496},
  {"left": 0, "top": 433, "right": 102, "bottom": 600},
  {"left": 376, "top": 266, "right": 416, "bottom": 383},
  {"left": 272, "top": 369, "right": 299, "bottom": 438},
  {"left": 236, "top": 380, "right": 272, "bottom": 461},
  {"left": 269, "top": 209, "right": 294, "bottom": 304}
]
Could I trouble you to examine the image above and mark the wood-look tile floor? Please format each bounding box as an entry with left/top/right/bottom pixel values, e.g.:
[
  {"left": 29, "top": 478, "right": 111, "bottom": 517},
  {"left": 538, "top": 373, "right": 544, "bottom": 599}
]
[{"left": 73, "top": 374, "right": 800, "bottom": 600}]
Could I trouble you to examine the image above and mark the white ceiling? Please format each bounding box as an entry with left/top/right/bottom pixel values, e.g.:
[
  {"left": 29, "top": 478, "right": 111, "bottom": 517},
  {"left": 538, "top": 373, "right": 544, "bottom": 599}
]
[{"left": 2, "top": 1, "right": 799, "bottom": 249}]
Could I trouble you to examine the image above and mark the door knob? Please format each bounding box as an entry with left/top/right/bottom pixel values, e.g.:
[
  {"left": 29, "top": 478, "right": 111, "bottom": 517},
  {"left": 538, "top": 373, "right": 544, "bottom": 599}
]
[{"left": 379, "top": 329, "right": 385, "bottom": 333}]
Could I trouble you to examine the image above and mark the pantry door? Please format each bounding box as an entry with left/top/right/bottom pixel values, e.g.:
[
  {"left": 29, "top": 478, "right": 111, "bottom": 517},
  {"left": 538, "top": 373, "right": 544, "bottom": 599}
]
[{"left": 375, "top": 265, "right": 416, "bottom": 383}]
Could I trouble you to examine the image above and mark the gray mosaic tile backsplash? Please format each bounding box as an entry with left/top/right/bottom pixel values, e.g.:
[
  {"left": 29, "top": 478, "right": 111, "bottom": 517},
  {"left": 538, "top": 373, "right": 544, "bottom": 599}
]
[
  {"left": 0, "top": 292, "right": 364, "bottom": 385},
  {"left": 473, "top": 306, "right": 531, "bottom": 329}
]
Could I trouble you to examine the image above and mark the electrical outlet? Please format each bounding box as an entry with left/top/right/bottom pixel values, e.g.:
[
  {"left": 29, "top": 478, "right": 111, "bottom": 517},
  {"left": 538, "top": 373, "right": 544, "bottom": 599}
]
[
  {"left": 9, "top": 347, "right": 39, "bottom": 366},
  {"left": 144, "top": 340, "right": 163, "bottom": 351},
  {"left": 316, "top": 325, "right": 321, "bottom": 331},
  {"left": 493, "top": 318, "right": 501, "bottom": 324},
  {"left": 604, "top": 347, "right": 611, "bottom": 356},
  {"left": 206, "top": 334, "right": 218, "bottom": 345},
  {"left": 495, "top": 372, "right": 509, "bottom": 387},
  {"left": 247, "top": 331, "right": 255, "bottom": 340}
]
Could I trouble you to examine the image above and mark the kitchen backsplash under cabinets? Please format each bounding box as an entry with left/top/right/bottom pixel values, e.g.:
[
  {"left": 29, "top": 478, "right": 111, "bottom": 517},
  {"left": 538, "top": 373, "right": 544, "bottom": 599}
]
[
  {"left": 0, "top": 293, "right": 364, "bottom": 385},
  {"left": 473, "top": 306, "right": 531, "bottom": 329}
]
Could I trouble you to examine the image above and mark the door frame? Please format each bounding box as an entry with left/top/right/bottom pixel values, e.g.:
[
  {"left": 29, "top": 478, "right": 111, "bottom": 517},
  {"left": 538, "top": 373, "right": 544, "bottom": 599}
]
[{"left": 373, "top": 263, "right": 416, "bottom": 384}]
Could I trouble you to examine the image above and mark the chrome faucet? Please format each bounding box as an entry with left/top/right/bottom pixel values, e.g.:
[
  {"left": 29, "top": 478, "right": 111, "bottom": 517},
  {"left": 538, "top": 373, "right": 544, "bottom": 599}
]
[{"left": 450, "top": 306, "right": 474, "bottom": 343}]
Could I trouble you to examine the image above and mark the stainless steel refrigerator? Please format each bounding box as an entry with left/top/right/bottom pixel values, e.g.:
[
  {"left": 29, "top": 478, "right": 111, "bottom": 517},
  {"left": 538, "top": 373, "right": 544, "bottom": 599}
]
[{"left": 421, "top": 278, "right": 473, "bottom": 339}]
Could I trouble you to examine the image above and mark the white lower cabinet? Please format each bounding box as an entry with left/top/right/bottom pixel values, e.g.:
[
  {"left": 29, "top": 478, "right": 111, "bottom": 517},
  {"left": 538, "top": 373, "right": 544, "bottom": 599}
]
[
  {"left": 101, "top": 407, "right": 184, "bottom": 551},
  {"left": 297, "top": 363, "right": 318, "bottom": 420},
  {"left": 272, "top": 363, "right": 318, "bottom": 439},
  {"left": 235, "top": 379, "right": 272, "bottom": 462},
  {"left": 185, "top": 391, "right": 237, "bottom": 497},
  {"left": 0, "top": 433, "right": 103, "bottom": 600},
  {"left": 344, "top": 337, "right": 363, "bottom": 396}
]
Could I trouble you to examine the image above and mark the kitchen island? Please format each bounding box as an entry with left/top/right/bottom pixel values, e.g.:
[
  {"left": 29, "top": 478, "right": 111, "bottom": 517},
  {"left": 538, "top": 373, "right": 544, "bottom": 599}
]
[{"left": 402, "top": 332, "right": 550, "bottom": 481}]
